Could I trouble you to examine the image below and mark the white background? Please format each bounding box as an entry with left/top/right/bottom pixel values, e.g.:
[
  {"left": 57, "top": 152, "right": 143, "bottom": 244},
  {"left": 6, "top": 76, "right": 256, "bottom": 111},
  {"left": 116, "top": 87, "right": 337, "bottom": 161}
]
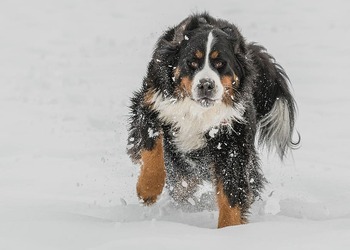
[{"left": 0, "top": 0, "right": 349, "bottom": 249}]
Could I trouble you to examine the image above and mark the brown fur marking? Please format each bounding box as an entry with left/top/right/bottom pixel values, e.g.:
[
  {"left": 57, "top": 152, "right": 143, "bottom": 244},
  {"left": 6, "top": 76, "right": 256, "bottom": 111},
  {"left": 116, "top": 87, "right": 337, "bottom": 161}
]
[
  {"left": 137, "top": 136, "right": 166, "bottom": 205},
  {"left": 181, "top": 76, "right": 192, "bottom": 94},
  {"left": 144, "top": 89, "right": 155, "bottom": 105},
  {"left": 195, "top": 50, "right": 204, "bottom": 59},
  {"left": 221, "top": 75, "right": 235, "bottom": 105},
  {"left": 216, "top": 182, "right": 245, "bottom": 228},
  {"left": 175, "top": 76, "right": 192, "bottom": 98},
  {"left": 210, "top": 50, "right": 219, "bottom": 59}
]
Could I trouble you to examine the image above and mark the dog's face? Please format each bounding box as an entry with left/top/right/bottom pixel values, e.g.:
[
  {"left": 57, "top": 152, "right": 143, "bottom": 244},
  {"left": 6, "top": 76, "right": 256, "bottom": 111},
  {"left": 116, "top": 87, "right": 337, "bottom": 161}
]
[
  {"left": 173, "top": 28, "right": 242, "bottom": 108},
  {"left": 146, "top": 16, "right": 249, "bottom": 151}
]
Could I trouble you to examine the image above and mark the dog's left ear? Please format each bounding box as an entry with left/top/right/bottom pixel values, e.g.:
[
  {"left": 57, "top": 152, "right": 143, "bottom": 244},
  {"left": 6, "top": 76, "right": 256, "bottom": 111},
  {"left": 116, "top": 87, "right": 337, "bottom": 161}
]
[{"left": 220, "top": 26, "right": 246, "bottom": 53}]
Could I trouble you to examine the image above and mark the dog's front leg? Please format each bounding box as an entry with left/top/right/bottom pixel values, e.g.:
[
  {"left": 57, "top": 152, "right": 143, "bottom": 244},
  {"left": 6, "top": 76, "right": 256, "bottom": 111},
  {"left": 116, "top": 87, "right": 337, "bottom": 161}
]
[
  {"left": 211, "top": 140, "right": 258, "bottom": 228},
  {"left": 127, "top": 89, "right": 166, "bottom": 205},
  {"left": 216, "top": 180, "right": 246, "bottom": 228},
  {"left": 136, "top": 135, "right": 166, "bottom": 205}
]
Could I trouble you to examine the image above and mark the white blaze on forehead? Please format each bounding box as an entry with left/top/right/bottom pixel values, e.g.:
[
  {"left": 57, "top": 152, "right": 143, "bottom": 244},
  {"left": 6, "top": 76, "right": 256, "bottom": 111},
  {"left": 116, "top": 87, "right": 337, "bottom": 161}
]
[
  {"left": 205, "top": 31, "right": 215, "bottom": 65},
  {"left": 192, "top": 31, "right": 224, "bottom": 101}
]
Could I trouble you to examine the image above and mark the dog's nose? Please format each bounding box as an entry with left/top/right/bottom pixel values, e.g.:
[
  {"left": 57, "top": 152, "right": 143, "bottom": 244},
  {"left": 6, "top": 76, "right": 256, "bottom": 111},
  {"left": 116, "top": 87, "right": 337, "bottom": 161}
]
[{"left": 198, "top": 78, "right": 215, "bottom": 94}]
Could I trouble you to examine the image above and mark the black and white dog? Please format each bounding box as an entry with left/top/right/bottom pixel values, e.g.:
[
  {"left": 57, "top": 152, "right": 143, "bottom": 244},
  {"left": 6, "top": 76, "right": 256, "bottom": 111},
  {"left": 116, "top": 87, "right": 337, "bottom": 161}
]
[{"left": 127, "top": 13, "right": 299, "bottom": 228}]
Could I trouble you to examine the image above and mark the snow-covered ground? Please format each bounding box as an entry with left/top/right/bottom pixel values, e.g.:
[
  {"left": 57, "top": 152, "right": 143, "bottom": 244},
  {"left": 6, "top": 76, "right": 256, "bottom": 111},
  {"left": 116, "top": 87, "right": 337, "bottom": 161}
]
[{"left": 1, "top": 0, "right": 350, "bottom": 249}]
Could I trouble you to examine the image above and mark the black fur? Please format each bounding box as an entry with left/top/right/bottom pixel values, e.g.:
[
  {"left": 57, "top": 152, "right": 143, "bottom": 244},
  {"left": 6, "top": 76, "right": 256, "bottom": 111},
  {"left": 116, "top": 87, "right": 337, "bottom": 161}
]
[{"left": 127, "top": 13, "right": 299, "bottom": 220}]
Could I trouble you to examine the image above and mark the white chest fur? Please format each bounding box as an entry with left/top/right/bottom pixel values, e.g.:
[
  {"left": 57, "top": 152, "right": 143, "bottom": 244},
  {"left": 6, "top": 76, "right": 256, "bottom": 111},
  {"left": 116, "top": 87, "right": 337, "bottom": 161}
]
[{"left": 152, "top": 94, "right": 245, "bottom": 152}]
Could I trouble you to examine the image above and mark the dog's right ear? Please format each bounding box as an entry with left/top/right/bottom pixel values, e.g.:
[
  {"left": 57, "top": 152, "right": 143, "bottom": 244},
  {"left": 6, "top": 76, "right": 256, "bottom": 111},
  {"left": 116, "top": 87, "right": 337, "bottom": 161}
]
[
  {"left": 153, "top": 17, "right": 192, "bottom": 68},
  {"left": 155, "top": 17, "right": 191, "bottom": 57},
  {"left": 146, "top": 18, "right": 191, "bottom": 95},
  {"left": 172, "top": 17, "right": 192, "bottom": 44}
]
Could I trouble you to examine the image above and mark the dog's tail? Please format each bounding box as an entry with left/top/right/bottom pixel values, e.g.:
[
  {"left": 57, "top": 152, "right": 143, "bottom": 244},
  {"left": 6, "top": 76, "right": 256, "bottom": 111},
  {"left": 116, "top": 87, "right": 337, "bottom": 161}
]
[{"left": 249, "top": 43, "right": 300, "bottom": 159}]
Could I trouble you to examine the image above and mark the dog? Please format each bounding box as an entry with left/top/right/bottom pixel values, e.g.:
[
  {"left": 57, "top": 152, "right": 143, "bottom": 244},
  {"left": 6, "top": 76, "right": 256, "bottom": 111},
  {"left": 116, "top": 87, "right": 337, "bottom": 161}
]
[{"left": 127, "top": 13, "right": 299, "bottom": 228}]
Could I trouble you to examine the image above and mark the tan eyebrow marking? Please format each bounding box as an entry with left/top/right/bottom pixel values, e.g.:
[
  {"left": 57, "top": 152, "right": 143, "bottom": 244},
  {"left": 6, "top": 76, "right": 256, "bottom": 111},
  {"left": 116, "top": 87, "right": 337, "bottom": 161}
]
[
  {"left": 195, "top": 50, "right": 204, "bottom": 59},
  {"left": 210, "top": 50, "right": 219, "bottom": 59}
]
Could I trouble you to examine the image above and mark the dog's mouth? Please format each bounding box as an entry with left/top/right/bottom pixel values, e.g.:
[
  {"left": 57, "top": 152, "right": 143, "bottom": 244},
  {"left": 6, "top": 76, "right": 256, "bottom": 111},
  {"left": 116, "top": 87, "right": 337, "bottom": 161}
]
[{"left": 197, "top": 97, "right": 216, "bottom": 107}]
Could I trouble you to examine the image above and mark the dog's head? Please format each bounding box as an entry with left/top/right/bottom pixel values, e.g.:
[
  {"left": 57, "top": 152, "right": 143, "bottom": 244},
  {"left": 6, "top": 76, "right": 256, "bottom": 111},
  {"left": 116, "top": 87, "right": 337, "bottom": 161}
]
[{"left": 148, "top": 13, "right": 248, "bottom": 109}]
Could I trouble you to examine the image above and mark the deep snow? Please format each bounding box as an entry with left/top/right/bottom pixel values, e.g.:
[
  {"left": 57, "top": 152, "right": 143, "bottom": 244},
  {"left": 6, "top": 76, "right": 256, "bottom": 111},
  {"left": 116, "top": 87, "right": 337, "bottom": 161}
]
[{"left": 0, "top": 0, "right": 350, "bottom": 249}]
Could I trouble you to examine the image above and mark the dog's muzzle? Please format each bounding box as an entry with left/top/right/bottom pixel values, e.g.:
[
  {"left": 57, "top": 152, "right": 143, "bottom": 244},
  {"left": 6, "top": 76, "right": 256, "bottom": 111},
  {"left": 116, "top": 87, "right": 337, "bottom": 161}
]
[{"left": 196, "top": 78, "right": 217, "bottom": 107}]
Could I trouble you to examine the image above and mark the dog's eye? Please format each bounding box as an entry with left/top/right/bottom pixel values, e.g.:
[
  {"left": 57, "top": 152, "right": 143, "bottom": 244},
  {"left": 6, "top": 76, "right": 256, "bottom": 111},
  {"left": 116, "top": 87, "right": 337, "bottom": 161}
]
[
  {"left": 188, "top": 61, "right": 199, "bottom": 70},
  {"left": 213, "top": 60, "right": 225, "bottom": 69}
]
